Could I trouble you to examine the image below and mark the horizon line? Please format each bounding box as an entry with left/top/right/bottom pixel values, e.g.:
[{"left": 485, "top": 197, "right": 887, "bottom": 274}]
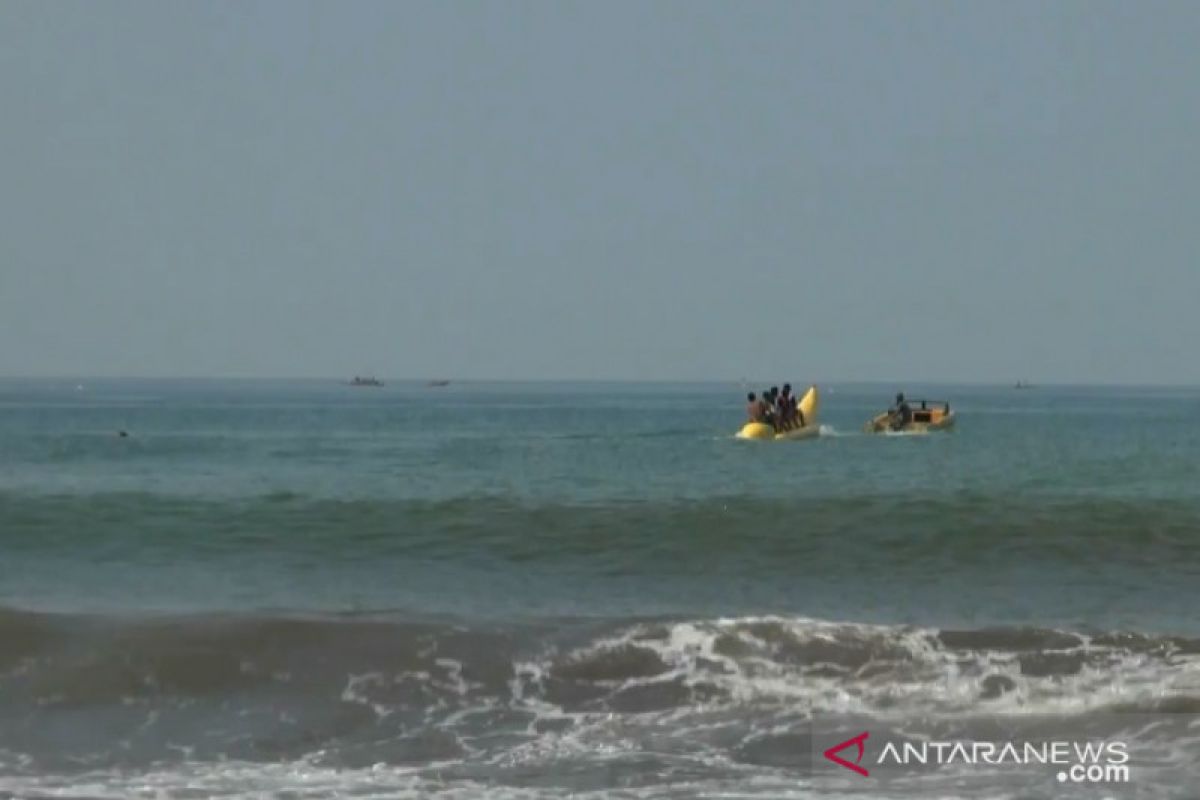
[{"left": 1, "top": 374, "right": 1198, "bottom": 390}]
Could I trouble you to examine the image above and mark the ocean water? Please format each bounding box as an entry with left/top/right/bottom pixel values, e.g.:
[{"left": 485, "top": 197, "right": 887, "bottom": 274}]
[{"left": 0, "top": 379, "right": 1198, "bottom": 798}]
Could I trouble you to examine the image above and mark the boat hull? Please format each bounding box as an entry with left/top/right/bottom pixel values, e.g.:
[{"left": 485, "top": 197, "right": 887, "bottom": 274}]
[{"left": 864, "top": 409, "right": 956, "bottom": 434}]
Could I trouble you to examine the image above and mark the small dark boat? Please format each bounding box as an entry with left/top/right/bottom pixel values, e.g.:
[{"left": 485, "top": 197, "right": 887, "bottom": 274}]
[{"left": 349, "top": 376, "right": 384, "bottom": 387}]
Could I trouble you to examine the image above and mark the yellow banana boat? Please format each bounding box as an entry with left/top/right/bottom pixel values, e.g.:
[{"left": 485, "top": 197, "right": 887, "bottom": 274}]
[
  {"left": 736, "top": 385, "right": 820, "bottom": 440},
  {"left": 864, "top": 399, "right": 956, "bottom": 434}
]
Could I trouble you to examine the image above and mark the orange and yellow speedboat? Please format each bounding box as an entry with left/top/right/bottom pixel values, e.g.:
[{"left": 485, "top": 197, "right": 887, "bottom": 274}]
[{"left": 864, "top": 399, "right": 956, "bottom": 434}]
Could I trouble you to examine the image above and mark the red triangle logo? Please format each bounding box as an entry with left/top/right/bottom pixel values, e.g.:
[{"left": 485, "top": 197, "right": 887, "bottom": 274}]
[{"left": 823, "top": 731, "right": 870, "bottom": 777}]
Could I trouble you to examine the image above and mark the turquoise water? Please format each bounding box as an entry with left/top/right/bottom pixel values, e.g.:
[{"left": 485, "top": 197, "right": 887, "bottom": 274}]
[
  {"left": 1, "top": 379, "right": 1198, "bottom": 798},
  {"left": 1, "top": 379, "right": 1197, "bottom": 629}
]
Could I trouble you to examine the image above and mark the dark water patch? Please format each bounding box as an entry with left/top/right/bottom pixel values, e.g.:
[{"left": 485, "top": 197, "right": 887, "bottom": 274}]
[
  {"left": 1097, "top": 695, "right": 1200, "bottom": 714},
  {"left": 550, "top": 644, "right": 671, "bottom": 682},
  {"left": 937, "top": 627, "right": 1084, "bottom": 652},
  {"left": 979, "top": 674, "right": 1018, "bottom": 699},
  {"left": 1018, "top": 651, "right": 1086, "bottom": 677},
  {"left": 774, "top": 632, "right": 912, "bottom": 671},
  {"left": 606, "top": 677, "right": 692, "bottom": 713},
  {"left": 1170, "top": 636, "right": 1200, "bottom": 655},
  {"left": 734, "top": 731, "right": 814, "bottom": 769}
]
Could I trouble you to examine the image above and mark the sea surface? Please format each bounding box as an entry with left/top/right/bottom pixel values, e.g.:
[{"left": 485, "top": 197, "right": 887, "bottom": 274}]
[{"left": 0, "top": 379, "right": 1197, "bottom": 798}]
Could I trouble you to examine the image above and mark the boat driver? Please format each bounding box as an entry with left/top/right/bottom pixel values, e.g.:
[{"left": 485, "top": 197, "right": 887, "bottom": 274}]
[{"left": 891, "top": 392, "right": 912, "bottom": 430}]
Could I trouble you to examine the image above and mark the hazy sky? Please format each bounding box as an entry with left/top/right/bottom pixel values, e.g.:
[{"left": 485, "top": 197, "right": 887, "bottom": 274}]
[{"left": 2, "top": 1, "right": 1198, "bottom": 383}]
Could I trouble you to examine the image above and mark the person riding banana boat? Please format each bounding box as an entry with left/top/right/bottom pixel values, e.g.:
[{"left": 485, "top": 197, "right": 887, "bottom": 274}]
[
  {"left": 737, "top": 383, "right": 820, "bottom": 440},
  {"left": 863, "top": 392, "right": 956, "bottom": 434}
]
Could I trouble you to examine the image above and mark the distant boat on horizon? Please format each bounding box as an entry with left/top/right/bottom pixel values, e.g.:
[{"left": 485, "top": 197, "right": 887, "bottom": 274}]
[
  {"left": 1014, "top": 380, "right": 1035, "bottom": 390},
  {"left": 427, "top": 379, "right": 451, "bottom": 388},
  {"left": 349, "top": 376, "right": 384, "bottom": 387}
]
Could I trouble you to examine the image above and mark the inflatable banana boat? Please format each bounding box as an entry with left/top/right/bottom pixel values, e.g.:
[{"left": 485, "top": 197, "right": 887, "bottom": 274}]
[{"left": 736, "top": 385, "right": 820, "bottom": 440}]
